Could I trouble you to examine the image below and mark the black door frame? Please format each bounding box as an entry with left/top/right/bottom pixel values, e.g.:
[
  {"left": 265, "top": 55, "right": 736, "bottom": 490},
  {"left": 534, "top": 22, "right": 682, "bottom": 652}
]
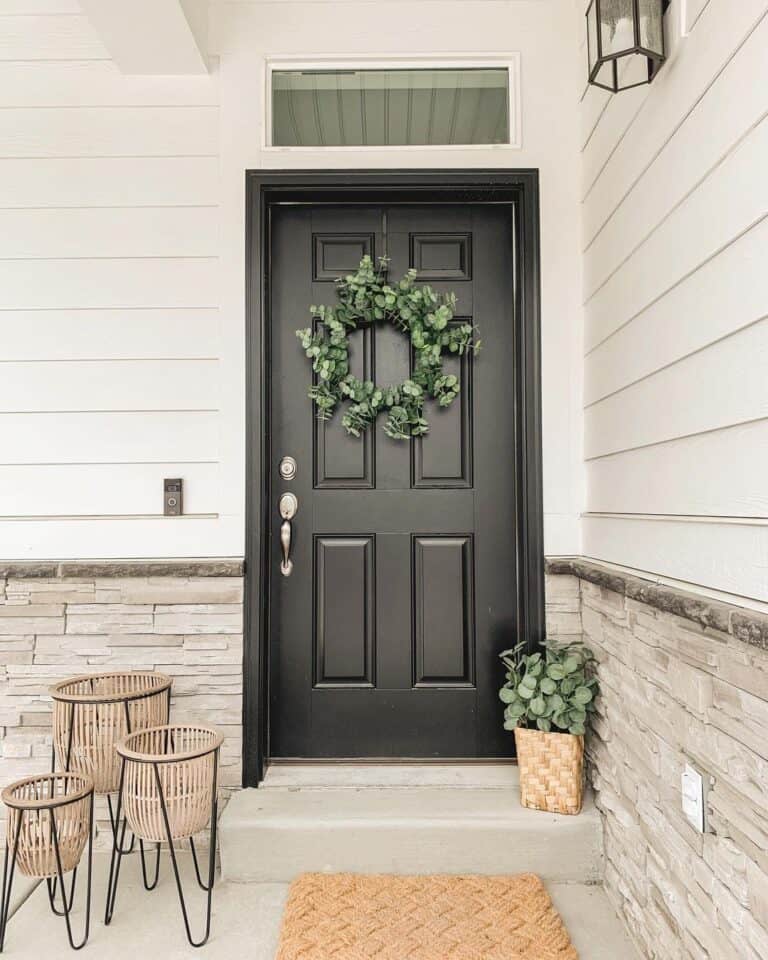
[{"left": 244, "top": 169, "right": 544, "bottom": 786}]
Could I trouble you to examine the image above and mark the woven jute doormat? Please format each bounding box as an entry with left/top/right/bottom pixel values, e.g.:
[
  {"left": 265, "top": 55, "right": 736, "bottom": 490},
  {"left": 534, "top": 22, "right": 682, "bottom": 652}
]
[{"left": 275, "top": 872, "right": 578, "bottom": 959}]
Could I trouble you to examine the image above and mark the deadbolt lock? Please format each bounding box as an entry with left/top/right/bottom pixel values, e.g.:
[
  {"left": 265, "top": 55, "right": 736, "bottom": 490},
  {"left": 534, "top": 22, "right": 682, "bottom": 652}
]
[{"left": 279, "top": 456, "right": 297, "bottom": 481}]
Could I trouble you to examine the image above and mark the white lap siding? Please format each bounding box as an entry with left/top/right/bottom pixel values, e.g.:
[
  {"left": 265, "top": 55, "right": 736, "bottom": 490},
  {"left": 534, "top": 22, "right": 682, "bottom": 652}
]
[
  {"left": 578, "top": 0, "right": 768, "bottom": 602},
  {"left": 0, "top": 11, "right": 228, "bottom": 558}
]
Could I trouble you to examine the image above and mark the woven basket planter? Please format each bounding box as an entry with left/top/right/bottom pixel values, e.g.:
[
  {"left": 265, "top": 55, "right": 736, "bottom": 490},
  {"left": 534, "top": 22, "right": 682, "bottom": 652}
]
[
  {"left": 1, "top": 773, "right": 93, "bottom": 879},
  {"left": 514, "top": 727, "right": 584, "bottom": 815},
  {"left": 50, "top": 671, "right": 172, "bottom": 794},
  {"left": 116, "top": 724, "right": 223, "bottom": 843}
]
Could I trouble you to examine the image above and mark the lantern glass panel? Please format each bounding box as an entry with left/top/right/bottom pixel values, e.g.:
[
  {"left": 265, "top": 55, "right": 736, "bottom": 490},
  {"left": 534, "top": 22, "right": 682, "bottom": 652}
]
[
  {"left": 638, "top": 0, "right": 664, "bottom": 57},
  {"left": 586, "top": 1, "right": 599, "bottom": 73},
  {"left": 599, "top": 0, "right": 636, "bottom": 57}
]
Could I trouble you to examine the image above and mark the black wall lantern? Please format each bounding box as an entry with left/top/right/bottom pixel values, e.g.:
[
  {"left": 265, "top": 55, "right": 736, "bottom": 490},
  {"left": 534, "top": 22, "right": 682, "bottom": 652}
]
[{"left": 586, "top": 0, "right": 667, "bottom": 93}]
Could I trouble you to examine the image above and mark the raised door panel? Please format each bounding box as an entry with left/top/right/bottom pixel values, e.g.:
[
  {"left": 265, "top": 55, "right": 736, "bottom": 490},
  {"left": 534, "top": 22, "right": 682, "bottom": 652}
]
[
  {"left": 313, "top": 233, "right": 374, "bottom": 281},
  {"left": 413, "top": 535, "right": 474, "bottom": 687},
  {"left": 314, "top": 535, "right": 375, "bottom": 687},
  {"left": 411, "top": 233, "right": 472, "bottom": 280},
  {"left": 412, "top": 319, "right": 474, "bottom": 489},
  {"left": 314, "top": 325, "right": 375, "bottom": 489}
]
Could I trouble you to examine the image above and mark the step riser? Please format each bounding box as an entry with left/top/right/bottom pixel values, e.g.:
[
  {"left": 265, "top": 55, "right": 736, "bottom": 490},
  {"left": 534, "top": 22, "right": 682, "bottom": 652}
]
[
  {"left": 220, "top": 780, "right": 604, "bottom": 884},
  {"left": 220, "top": 821, "right": 603, "bottom": 883}
]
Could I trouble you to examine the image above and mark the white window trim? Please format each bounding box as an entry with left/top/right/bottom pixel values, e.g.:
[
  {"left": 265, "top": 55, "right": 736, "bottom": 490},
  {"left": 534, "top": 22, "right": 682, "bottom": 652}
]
[{"left": 263, "top": 54, "right": 522, "bottom": 152}]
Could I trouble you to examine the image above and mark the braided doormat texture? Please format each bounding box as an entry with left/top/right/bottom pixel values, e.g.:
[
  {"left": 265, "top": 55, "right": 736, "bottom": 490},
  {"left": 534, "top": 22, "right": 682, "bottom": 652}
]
[{"left": 275, "top": 872, "right": 578, "bottom": 959}]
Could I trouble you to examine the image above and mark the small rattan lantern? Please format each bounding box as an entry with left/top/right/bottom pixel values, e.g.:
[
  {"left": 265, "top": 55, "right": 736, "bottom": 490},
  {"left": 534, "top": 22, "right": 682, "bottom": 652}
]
[
  {"left": 50, "top": 672, "right": 172, "bottom": 795},
  {"left": 106, "top": 724, "right": 223, "bottom": 948},
  {"left": 0, "top": 773, "right": 94, "bottom": 951}
]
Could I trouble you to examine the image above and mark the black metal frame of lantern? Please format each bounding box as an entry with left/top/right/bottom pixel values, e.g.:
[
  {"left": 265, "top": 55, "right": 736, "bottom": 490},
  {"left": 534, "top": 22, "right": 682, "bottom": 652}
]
[{"left": 586, "top": 0, "right": 669, "bottom": 93}]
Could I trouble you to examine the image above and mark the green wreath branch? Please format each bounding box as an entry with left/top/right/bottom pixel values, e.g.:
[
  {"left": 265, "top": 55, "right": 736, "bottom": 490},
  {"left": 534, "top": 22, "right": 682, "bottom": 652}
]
[{"left": 296, "top": 256, "right": 481, "bottom": 440}]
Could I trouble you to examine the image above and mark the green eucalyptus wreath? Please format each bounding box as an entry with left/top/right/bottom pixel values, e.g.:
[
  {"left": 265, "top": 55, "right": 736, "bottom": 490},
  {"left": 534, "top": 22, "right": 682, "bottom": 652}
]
[{"left": 296, "top": 256, "right": 481, "bottom": 440}]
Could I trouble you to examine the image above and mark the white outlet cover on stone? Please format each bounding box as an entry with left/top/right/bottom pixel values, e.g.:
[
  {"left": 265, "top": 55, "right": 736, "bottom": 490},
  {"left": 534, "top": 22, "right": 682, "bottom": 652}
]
[{"left": 681, "top": 763, "right": 705, "bottom": 833}]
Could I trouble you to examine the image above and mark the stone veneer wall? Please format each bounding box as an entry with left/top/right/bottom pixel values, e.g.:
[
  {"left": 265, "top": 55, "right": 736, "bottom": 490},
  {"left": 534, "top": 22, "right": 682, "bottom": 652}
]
[
  {"left": 0, "top": 561, "right": 244, "bottom": 844},
  {"left": 546, "top": 562, "right": 768, "bottom": 960}
]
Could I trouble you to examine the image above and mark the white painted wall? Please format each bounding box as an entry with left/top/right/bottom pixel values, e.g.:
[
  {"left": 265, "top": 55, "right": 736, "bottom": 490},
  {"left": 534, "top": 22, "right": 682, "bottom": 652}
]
[
  {"left": 0, "top": 0, "right": 583, "bottom": 561},
  {"left": 579, "top": 0, "right": 768, "bottom": 601}
]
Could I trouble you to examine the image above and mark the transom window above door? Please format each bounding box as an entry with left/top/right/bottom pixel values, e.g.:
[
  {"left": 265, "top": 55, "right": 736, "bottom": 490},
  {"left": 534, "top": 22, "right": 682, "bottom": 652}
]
[{"left": 268, "top": 61, "right": 520, "bottom": 148}]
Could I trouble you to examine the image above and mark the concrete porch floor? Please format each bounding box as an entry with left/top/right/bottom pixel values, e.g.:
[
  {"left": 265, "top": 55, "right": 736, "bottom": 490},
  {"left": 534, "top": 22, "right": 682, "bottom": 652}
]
[{"left": 2, "top": 852, "right": 641, "bottom": 959}]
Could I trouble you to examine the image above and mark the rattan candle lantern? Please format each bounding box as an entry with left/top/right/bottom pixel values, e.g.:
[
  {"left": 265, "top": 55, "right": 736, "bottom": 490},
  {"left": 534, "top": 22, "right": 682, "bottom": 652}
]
[
  {"left": 106, "top": 724, "right": 223, "bottom": 948},
  {"left": 0, "top": 773, "right": 94, "bottom": 952},
  {"left": 50, "top": 672, "right": 172, "bottom": 796},
  {"left": 50, "top": 671, "right": 173, "bottom": 902}
]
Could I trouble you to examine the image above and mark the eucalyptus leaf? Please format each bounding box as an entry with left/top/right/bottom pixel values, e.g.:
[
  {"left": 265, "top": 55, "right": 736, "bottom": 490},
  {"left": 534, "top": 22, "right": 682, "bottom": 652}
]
[{"left": 529, "top": 696, "right": 546, "bottom": 716}]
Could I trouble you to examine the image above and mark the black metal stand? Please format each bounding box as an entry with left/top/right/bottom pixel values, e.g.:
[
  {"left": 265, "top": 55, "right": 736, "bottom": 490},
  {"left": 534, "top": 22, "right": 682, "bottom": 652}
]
[
  {"left": 0, "top": 792, "right": 94, "bottom": 953},
  {"left": 105, "top": 749, "right": 219, "bottom": 949},
  {"left": 52, "top": 685, "right": 172, "bottom": 908}
]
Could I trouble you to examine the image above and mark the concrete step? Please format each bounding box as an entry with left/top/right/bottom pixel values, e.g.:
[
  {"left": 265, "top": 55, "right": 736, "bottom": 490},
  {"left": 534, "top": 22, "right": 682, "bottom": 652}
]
[{"left": 219, "top": 780, "right": 604, "bottom": 883}]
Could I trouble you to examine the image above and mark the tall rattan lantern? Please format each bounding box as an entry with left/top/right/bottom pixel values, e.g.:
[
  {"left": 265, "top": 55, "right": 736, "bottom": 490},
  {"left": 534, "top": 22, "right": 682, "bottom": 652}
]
[{"left": 586, "top": 0, "right": 666, "bottom": 93}]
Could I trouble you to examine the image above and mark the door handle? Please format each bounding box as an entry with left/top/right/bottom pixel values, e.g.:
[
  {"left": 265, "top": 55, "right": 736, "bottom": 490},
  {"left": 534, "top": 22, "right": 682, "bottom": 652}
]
[{"left": 278, "top": 493, "right": 298, "bottom": 577}]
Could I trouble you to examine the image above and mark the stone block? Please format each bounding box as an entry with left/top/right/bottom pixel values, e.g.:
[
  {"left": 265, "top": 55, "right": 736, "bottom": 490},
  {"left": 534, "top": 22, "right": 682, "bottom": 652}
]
[
  {"left": 708, "top": 678, "right": 768, "bottom": 760},
  {"left": 746, "top": 858, "right": 768, "bottom": 929},
  {"left": 154, "top": 612, "right": 242, "bottom": 634},
  {"left": 0, "top": 617, "right": 64, "bottom": 635},
  {"left": 95, "top": 576, "right": 244, "bottom": 605},
  {"left": 545, "top": 610, "right": 582, "bottom": 636},
  {"left": 0, "top": 604, "right": 64, "bottom": 617},
  {"left": 65, "top": 613, "right": 154, "bottom": 634}
]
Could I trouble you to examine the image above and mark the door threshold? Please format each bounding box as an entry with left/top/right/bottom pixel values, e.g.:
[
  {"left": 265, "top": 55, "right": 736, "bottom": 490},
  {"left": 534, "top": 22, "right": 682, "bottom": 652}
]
[
  {"left": 260, "top": 761, "right": 519, "bottom": 790},
  {"left": 267, "top": 758, "right": 516, "bottom": 764}
]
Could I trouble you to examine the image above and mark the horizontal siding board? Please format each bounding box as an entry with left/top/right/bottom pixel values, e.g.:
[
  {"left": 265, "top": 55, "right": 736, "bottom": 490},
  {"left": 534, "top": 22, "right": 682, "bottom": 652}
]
[
  {"left": 0, "top": 463, "right": 219, "bottom": 516},
  {"left": 0, "top": 106, "right": 218, "bottom": 158},
  {"left": 584, "top": 12, "right": 768, "bottom": 298},
  {"left": 584, "top": 319, "right": 768, "bottom": 459},
  {"left": 586, "top": 420, "right": 768, "bottom": 518},
  {"left": 0, "top": 15, "right": 106, "bottom": 60},
  {"left": 0, "top": 61, "right": 219, "bottom": 107},
  {"left": 581, "top": 81, "right": 648, "bottom": 199},
  {"left": 584, "top": 216, "right": 768, "bottom": 404},
  {"left": 2, "top": 309, "right": 219, "bottom": 360},
  {"left": 0, "top": 515, "right": 242, "bottom": 560},
  {"left": 0, "top": 157, "right": 219, "bottom": 208},
  {"left": 686, "top": 0, "right": 714, "bottom": 32},
  {"left": 582, "top": 515, "right": 768, "bottom": 602},
  {"left": 579, "top": 85, "right": 610, "bottom": 151},
  {"left": 0, "top": 207, "right": 219, "bottom": 259},
  {"left": 0, "top": 359, "right": 220, "bottom": 413},
  {"left": 582, "top": 0, "right": 768, "bottom": 243},
  {"left": 0, "top": 2, "right": 81, "bottom": 11},
  {"left": 0, "top": 258, "right": 218, "bottom": 309},
  {"left": 584, "top": 116, "right": 768, "bottom": 351},
  {"left": 0, "top": 411, "right": 219, "bottom": 464}
]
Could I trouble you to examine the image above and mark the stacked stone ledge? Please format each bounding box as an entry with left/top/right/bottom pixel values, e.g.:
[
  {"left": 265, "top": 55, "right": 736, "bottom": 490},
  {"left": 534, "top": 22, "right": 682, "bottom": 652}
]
[
  {"left": 0, "top": 562, "right": 244, "bottom": 849},
  {"left": 545, "top": 561, "right": 768, "bottom": 960}
]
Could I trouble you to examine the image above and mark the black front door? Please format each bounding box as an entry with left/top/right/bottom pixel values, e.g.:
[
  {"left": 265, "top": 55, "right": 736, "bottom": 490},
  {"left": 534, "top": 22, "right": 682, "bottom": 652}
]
[{"left": 268, "top": 201, "right": 518, "bottom": 759}]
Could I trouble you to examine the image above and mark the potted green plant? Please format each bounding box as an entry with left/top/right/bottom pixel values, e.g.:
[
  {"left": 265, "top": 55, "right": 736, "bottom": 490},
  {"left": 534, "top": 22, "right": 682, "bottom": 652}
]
[{"left": 499, "top": 641, "right": 599, "bottom": 815}]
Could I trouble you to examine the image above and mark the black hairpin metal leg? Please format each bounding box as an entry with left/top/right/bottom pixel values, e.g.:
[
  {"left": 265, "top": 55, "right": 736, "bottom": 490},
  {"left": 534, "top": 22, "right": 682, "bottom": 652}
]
[
  {"left": 189, "top": 838, "right": 212, "bottom": 892},
  {"left": 46, "top": 867, "right": 77, "bottom": 916},
  {"left": 50, "top": 794, "right": 94, "bottom": 951},
  {"left": 49, "top": 702, "right": 79, "bottom": 904},
  {"left": 104, "top": 762, "right": 127, "bottom": 926},
  {"left": 107, "top": 794, "right": 136, "bottom": 856},
  {"left": 139, "top": 840, "right": 161, "bottom": 890},
  {"left": 0, "top": 819, "right": 22, "bottom": 952},
  {"left": 153, "top": 755, "right": 218, "bottom": 948}
]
